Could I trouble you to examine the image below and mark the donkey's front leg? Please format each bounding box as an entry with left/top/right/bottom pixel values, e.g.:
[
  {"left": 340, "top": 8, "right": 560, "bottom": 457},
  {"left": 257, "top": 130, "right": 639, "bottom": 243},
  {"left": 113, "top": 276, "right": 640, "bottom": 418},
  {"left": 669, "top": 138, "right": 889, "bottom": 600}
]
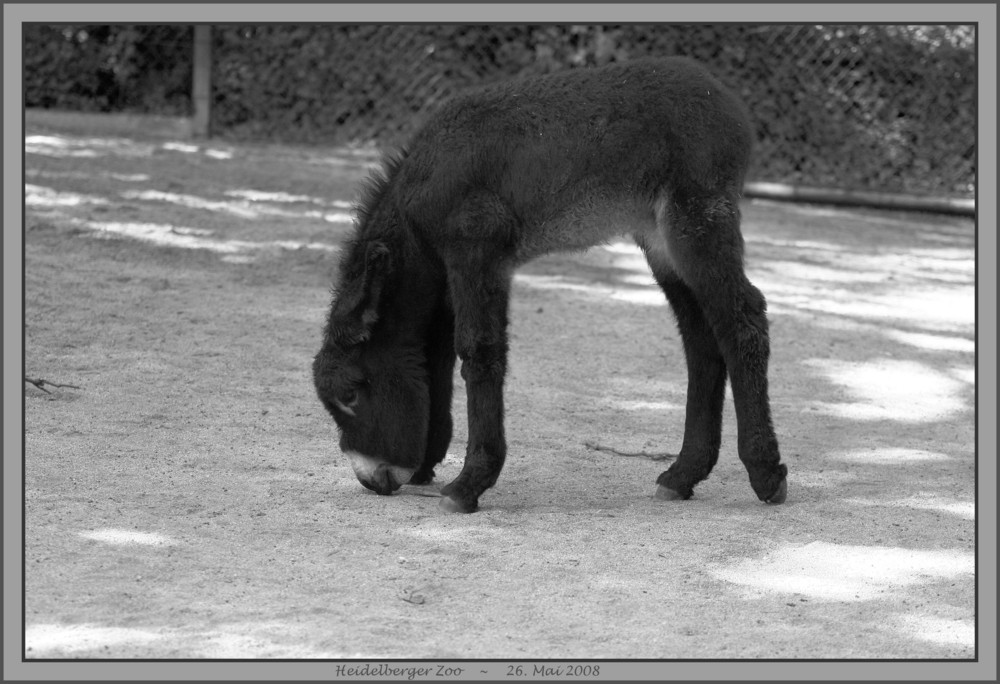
[
  {"left": 410, "top": 292, "right": 457, "bottom": 485},
  {"left": 438, "top": 261, "right": 512, "bottom": 513}
]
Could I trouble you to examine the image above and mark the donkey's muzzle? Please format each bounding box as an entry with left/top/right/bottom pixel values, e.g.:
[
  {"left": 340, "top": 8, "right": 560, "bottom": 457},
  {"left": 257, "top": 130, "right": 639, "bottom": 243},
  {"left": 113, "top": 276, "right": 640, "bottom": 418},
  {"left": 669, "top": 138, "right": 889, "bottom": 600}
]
[{"left": 345, "top": 451, "right": 415, "bottom": 495}]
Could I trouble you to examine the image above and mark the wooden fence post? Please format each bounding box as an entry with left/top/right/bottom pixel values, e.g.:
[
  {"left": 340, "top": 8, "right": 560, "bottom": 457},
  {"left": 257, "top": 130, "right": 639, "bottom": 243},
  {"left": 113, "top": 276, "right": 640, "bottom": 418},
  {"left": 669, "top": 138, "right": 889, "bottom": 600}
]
[{"left": 192, "top": 25, "right": 212, "bottom": 138}]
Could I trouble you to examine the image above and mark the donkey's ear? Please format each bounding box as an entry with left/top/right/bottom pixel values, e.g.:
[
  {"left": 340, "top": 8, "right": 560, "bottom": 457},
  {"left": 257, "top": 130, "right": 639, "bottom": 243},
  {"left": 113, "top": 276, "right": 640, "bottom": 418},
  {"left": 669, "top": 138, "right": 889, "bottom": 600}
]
[
  {"left": 358, "top": 241, "right": 390, "bottom": 329},
  {"left": 330, "top": 241, "right": 392, "bottom": 346},
  {"left": 363, "top": 241, "right": 390, "bottom": 280}
]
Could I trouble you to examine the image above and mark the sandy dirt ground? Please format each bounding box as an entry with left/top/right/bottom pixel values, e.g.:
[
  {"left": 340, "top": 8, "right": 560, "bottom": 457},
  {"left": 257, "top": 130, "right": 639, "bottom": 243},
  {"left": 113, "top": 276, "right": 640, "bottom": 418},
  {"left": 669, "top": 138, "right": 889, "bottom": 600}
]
[{"left": 21, "top": 124, "right": 977, "bottom": 663}]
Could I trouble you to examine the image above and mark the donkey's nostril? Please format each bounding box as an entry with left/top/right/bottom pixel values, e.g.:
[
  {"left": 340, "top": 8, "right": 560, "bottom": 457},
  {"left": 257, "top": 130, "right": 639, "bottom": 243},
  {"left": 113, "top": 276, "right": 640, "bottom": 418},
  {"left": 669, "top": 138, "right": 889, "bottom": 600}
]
[
  {"left": 360, "top": 474, "right": 394, "bottom": 495},
  {"left": 362, "top": 467, "right": 396, "bottom": 495},
  {"left": 345, "top": 450, "right": 414, "bottom": 495}
]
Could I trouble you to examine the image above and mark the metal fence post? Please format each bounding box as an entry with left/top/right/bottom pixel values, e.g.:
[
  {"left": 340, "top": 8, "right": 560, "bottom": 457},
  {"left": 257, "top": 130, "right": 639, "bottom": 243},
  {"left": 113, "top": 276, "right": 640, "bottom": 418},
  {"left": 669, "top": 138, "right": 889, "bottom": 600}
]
[{"left": 192, "top": 25, "right": 212, "bottom": 138}]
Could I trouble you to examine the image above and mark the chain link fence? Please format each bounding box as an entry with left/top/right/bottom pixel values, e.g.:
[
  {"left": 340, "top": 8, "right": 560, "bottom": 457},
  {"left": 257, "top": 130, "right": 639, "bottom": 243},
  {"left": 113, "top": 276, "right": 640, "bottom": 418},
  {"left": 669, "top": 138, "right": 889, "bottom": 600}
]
[{"left": 24, "top": 24, "right": 975, "bottom": 198}]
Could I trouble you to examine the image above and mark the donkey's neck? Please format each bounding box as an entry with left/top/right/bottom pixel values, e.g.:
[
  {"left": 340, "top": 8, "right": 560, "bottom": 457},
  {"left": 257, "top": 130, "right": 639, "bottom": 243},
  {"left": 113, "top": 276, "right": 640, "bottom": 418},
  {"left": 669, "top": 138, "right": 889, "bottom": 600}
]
[{"left": 359, "top": 208, "right": 445, "bottom": 349}]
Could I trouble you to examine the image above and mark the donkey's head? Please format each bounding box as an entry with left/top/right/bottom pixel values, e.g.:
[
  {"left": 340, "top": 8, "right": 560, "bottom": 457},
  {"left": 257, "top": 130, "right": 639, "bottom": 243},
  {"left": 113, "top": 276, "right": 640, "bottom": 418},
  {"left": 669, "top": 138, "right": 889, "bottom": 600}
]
[{"left": 313, "top": 240, "right": 430, "bottom": 495}]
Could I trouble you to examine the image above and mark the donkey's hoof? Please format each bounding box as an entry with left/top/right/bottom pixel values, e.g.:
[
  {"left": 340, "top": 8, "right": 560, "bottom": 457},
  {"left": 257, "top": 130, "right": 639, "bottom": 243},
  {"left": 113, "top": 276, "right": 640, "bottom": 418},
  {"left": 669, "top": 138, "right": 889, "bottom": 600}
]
[
  {"left": 654, "top": 485, "right": 689, "bottom": 501},
  {"left": 764, "top": 478, "right": 787, "bottom": 505},
  {"left": 439, "top": 496, "right": 477, "bottom": 514}
]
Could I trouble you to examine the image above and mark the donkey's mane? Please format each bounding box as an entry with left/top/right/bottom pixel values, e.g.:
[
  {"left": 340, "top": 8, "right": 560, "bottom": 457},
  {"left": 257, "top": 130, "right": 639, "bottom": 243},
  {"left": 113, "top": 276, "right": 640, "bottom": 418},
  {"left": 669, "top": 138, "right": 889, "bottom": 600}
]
[
  {"left": 331, "top": 149, "right": 409, "bottom": 299},
  {"left": 354, "top": 149, "right": 408, "bottom": 231}
]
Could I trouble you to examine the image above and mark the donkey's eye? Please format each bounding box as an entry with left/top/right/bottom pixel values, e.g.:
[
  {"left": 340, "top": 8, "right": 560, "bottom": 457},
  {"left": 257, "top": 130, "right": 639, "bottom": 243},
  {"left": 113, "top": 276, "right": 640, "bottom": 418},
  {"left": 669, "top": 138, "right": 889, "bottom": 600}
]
[{"left": 341, "top": 389, "right": 360, "bottom": 407}]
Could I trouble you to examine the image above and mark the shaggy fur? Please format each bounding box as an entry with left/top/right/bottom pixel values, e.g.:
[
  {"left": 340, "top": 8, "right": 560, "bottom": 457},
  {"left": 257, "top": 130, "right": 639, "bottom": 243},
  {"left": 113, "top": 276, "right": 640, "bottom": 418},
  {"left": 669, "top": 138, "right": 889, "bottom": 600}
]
[{"left": 314, "top": 57, "right": 788, "bottom": 512}]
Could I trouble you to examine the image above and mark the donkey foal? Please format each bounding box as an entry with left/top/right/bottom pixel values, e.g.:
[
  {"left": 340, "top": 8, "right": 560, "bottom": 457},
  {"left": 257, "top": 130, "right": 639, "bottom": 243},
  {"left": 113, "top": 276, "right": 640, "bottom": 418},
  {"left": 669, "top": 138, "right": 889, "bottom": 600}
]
[{"left": 313, "top": 57, "right": 789, "bottom": 513}]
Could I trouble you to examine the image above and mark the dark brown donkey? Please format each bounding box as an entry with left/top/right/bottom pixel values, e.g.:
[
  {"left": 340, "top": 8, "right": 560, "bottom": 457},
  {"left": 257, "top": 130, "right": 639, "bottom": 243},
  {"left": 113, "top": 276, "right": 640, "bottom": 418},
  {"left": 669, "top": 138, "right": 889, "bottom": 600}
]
[{"left": 313, "top": 57, "right": 788, "bottom": 513}]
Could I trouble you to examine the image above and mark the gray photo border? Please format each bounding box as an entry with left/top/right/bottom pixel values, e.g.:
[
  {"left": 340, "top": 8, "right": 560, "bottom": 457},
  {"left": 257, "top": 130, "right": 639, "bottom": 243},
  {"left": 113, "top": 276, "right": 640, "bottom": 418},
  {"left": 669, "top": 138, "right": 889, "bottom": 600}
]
[{"left": 5, "top": 2, "right": 996, "bottom": 682}]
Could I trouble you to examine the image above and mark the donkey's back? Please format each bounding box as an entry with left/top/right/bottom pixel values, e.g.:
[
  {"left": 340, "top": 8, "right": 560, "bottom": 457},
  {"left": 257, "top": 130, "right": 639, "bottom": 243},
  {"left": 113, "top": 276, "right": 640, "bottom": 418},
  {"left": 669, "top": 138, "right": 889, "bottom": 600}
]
[{"left": 395, "top": 57, "right": 753, "bottom": 260}]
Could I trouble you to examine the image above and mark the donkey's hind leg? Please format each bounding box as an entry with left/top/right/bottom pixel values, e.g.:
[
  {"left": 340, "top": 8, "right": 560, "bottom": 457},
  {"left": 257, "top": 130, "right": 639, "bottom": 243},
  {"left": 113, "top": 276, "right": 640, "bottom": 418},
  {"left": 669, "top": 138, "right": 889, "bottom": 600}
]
[
  {"left": 655, "top": 190, "right": 788, "bottom": 504},
  {"left": 639, "top": 235, "right": 727, "bottom": 500}
]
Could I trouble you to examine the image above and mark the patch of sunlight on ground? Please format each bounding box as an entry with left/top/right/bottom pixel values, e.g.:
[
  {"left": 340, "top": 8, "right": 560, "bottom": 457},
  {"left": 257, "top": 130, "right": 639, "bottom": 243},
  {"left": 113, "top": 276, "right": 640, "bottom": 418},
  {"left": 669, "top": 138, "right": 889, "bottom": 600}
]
[
  {"left": 25, "top": 134, "right": 154, "bottom": 158},
  {"left": 314, "top": 211, "right": 354, "bottom": 223},
  {"left": 26, "top": 142, "right": 96, "bottom": 158},
  {"left": 808, "top": 317, "right": 975, "bottom": 355},
  {"left": 25, "top": 134, "right": 70, "bottom": 147},
  {"left": 24, "top": 622, "right": 350, "bottom": 658},
  {"left": 26, "top": 184, "right": 109, "bottom": 207},
  {"left": 224, "top": 190, "right": 353, "bottom": 211},
  {"left": 760, "top": 259, "right": 887, "bottom": 283},
  {"left": 520, "top": 240, "right": 973, "bottom": 331},
  {"left": 743, "top": 235, "right": 848, "bottom": 253},
  {"left": 819, "top": 290, "right": 972, "bottom": 326},
  {"left": 60, "top": 215, "right": 339, "bottom": 257},
  {"left": 895, "top": 615, "right": 975, "bottom": 649},
  {"left": 831, "top": 447, "right": 953, "bottom": 464},
  {"left": 122, "top": 189, "right": 259, "bottom": 219},
  {"left": 918, "top": 232, "right": 972, "bottom": 245},
  {"left": 160, "top": 141, "right": 235, "bottom": 159},
  {"left": 882, "top": 330, "right": 975, "bottom": 353},
  {"left": 802, "top": 358, "right": 969, "bottom": 422},
  {"left": 26, "top": 624, "right": 161, "bottom": 654},
  {"left": 226, "top": 189, "right": 324, "bottom": 204},
  {"left": 907, "top": 246, "right": 976, "bottom": 261},
  {"left": 844, "top": 496, "right": 975, "bottom": 520},
  {"left": 79, "top": 528, "right": 175, "bottom": 546},
  {"left": 761, "top": 281, "right": 973, "bottom": 331},
  {"left": 111, "top": 172, "right": 150, "bottom": 182},
  {"left": 951, "top": 366, "right": 976, "bottom": 384},
  {"left": 121, "top": 189, "right": 354, "bottom": 224},
  {"left": 824, "top": 248, "right": 969, "bottom": 280},
  {"left": 26, "top": 169, "right": 150, "bottom": 182},
  {"left": 618, "top": 273, "right": 657, "bottom": 287},
  {"left": 87, "top": 220, "right": 225, "bottom": 253},
  {"left": 610, "top": 289, "right": 666, "bottom": 306},
  {"left": 711, "top": 541, "right": 973, "bottom": 602},
  {"left": 747, "top": 235, "right": 973, "bottom": 328},
  {"left": 29, "top": 184, "right": 355, "bottom": 226},
  {"left": 162, "top": 141, "right": 199, "bottom": 153}
]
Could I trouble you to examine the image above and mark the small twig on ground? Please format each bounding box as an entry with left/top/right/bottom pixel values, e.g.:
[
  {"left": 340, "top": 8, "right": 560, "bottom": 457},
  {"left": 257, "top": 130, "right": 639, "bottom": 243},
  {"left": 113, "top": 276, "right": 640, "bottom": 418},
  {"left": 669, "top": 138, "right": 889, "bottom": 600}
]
[
  {"left": 584, "top": 441, "right": 676, "bottom": 462},
  {"left": 24, "top": 377, "right": 82, "bottom": 394},
  {"left": 400, "top": 486, "right": 443, "bottom": 498},
  {"left": 398, "top": 587, "right": 426, "bottom": 605}
]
